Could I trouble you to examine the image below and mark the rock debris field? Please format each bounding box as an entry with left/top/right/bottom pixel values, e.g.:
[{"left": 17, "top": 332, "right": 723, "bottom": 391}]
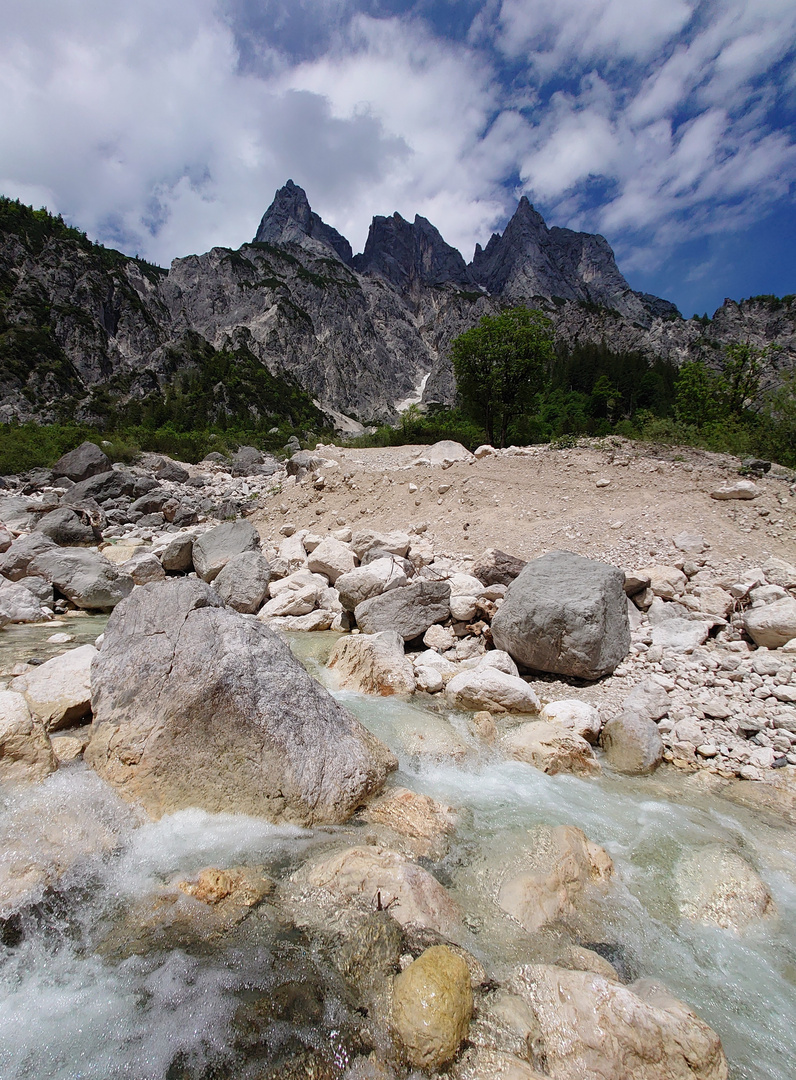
[{"left": 1, "top": 435, "right": 796, "bottom": 1079}]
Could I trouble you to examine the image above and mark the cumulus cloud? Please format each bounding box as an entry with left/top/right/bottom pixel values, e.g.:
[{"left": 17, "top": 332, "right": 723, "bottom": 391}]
[{"left": 0, "top": 0, "right": 793, "bottom": 307}]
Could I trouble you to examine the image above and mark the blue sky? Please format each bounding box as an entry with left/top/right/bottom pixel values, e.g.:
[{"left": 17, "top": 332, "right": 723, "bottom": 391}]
[{"left": 1, "top": 0, "right": 794, "bottom": 316}]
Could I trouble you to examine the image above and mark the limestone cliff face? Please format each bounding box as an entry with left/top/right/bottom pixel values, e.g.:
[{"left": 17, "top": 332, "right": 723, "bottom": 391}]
[{"left": 1, "top": 184, "right": 792, "bottom": 425}]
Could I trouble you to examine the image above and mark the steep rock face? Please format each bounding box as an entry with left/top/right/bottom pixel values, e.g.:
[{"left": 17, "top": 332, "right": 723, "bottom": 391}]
[
  {"left": 353, "top": 212, "right": 476, "bottom": 293},
  {"left": 253, "top": 179, "right": 353, "bottom": 264},
  {"left": 469, "top": 197, "right": 660, "bottom": 324},
  {"left": 1, "top": 185, "right": 793, "bottom": 425}
]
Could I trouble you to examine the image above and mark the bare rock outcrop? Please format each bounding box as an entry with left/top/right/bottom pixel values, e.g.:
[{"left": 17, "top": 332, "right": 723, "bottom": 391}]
[{"left": 85, "top": 579, "right": 396, "bottom": 823}]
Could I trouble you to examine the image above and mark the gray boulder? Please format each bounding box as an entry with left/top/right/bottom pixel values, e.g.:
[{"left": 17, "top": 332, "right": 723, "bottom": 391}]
[
  {"left": 129, "top": 489, "right": 170, "bottom": 515},
  {"left": 0, "top": 579, "right": 50, "bottom": 623},
  {"left": 601, "top": 711, "right": 664, "bottom": 774},
  {"left": 336, "top": 557, "right": 409, "bottom": 611},
  {"left": 0, "top": 495, "right": 41, "bottom": 532},
  {"left": 153, "top": 457, "right": 190, "bottom": 483},
  {"left": 213, "top": 550, "right": 272, "bottom": 613},
  {"left": 355, "top": 580, "right": 451, "bottom": 640},
  {"left": 0, "top": 533, "right": 58, "bottom": 580},
  {"left": 192, "top": 520, "right": 261, "bottom": 582},
  {"left": 52, "top": 441, "right": 111, "bottom": 482},
  {"left": 34, "top": 506, "right": 99, "bottom": 545},
  {"left": 471, "top": 547, "right": 527, "bottom": 587},
  {"left": 160, "top": 533, "right": 196, "bottom": 573},
  {"left": 85, "top": 580, "right": 396, "bottom": 822},
  {"left": 28, "top": 548, "right": 134, "bottom": 609},
  {"left": 67, "top": 469, "right": 137, "bottom": 504},
  {"left": 491, "top": 551, "right": 630, "bottom": 679}
]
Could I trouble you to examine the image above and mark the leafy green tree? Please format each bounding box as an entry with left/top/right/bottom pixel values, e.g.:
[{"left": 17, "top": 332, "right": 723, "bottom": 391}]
[
  {"left": 451, "top": 307, "right": 553, "bottom": 446},
  {"left": 674, "top": 360, "right": 720, "bottom": 428},
  {"left": 675, "top": 342, "right": 768, "bottom": 429}
]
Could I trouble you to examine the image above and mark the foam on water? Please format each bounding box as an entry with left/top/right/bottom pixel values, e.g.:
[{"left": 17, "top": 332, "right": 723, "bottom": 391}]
[
  {"left": 357, "top": 694, "right": 796, "bottom": 1080},
  {"left": 1, "top": 653, "right": 795, "bottom": 1079}
]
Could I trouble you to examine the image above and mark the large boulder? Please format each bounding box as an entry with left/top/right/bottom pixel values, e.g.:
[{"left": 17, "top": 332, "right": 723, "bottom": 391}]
[
  {"left": 0, "top": 690, "right": 57, "bottom": 783},
  {"left": 601, "top": 710, "right": 664, "bottom": 775},
  {"left": 0, "top": 533, "right": 57, "bottom": 580},
  {"left": 52, "top": 441, "right": 111, "bottom": 482},
  {"left": 491, "top": 551, "right": 629, "bottom": 679},
  {"left": 351, "top": 528, "right": 412, "bottom": 559},
  {"left": 497, "top": 824, "right": 613, "bottom": 933},
  {"left": 85, "top": 580, "right": 396, "bottom": 823},
  {"left": 212, "top": 550, "right": 271, "bottom": 613},
  {"left": 67, "top": 468, "right": 147, "bottom": 504},
  {"left": 355, "top": 580, "right": 451, "bottom": 640},
  {"left": 0, "top": 579, "right": 50, "bottom": 623},
  {"left": 419, "top": 440, "right": 474, "bottom": 465},
  {"left": 160, "top": 532, "right": 196, "bottom": 573},
  {"left": 744, "top": 597, "right": 796, "bottom": 649},
  {"left": 674, "top": 845, "right": 776, "bottom": 931},
  {"left": 306, "top": 536, "right": 355, "bottom": 583},
  {"left": 335, "top": 557, "right": 408, "bottom": 611},
  {"left": 392, "top": 946, "right": 473, "bottom": 1070},
  {"left": 12, "top": 644, "right": 96, "bottom": 731},
  {"left": 508, "top": 965, "right": 728, "bottom": 1080},
  {"left": 28, "top": 547, "right": 134, "bottom": 609},
  {"left": 328, "top": 631, "right": 416, "bottom": 695},
  {"left": 34, "top": 506, "right": 99, "bottom": 545},
  {"left": 153, "top": 456, "right": 190, "bottom": 484},
  {"left": 192, "top": 520, "right": 261, "bottom": 582}
]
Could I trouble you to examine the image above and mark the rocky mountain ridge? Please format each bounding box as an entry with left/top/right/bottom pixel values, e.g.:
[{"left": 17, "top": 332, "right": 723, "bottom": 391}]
[{"left": 1, "top": 185, "right": 793, "bottom": 427}]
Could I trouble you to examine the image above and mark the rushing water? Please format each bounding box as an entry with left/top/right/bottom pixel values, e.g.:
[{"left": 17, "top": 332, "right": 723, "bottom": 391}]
[{"left": 0, "top": 627, "right": 794, "bottom": 1079}]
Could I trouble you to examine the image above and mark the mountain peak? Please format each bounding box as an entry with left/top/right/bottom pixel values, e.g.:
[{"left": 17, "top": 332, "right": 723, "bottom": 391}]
[
  {"left": 352, "top": 210, "right": 474, "bottom": 291},
  {"left": 253, "top": 181, "right": 353, "bottom": 264}
]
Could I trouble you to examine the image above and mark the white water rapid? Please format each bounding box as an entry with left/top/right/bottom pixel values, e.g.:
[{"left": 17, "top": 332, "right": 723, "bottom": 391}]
[{"left": 0, "top": 628, "right": 794, "bottom": 1079}]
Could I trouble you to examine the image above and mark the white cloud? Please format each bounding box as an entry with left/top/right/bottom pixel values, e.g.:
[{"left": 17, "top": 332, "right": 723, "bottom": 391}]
[
  {"left": 493, "top": 0, "right": 694, "bottom": 67},
  {"left": 0, "top": 0, "right": 792, "bottom": 288}
]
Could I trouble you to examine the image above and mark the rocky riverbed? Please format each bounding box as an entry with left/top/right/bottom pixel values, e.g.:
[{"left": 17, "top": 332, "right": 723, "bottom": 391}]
[{"left": 1, "top": 437, "right": 795, "bottom": 1079}]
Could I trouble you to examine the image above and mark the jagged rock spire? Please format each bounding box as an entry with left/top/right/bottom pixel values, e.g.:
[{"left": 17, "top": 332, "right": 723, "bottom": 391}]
[
  {"left": 352, "top": 211, "right": 476, "bottom": 291},
  {"left": 254, "top": 180, "right": 353, "bottom": 264}
]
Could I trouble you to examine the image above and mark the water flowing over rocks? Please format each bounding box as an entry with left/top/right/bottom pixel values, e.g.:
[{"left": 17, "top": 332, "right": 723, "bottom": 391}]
[
  {"left": 295, "top": 845, "right": 461, "bottom": 935},
  {"left": 1, "top": 437, "right": 795, "bottom": 1079},
  {"left": 496, "top": 824, "right": 613, "bottom": 933},
  {"left": 507, "top": 965, "right": 729, "bottom": 1080},
  {"left": 86, "top": 579, "right": 396, "bottom": 822},
  {"left": 674, "top": 845, "right": 776, "bottom": 931},
  {"left": 501, "top": 721, "right": 601, "bottom": 777}
]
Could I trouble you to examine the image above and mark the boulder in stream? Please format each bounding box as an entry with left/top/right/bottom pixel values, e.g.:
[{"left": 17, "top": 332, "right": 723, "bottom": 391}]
[
  {"left": 0, "top": 690, "right": 57, "bottom": 783},
  {"left": 675, "top": 845, "right": 776, "bottom": 931},
  {"left": 85, "top": 579, "right": 396, "bottom": 823},
  {"left": 497, "top": 824, "right": 613, "bottom": 933},
  {"left": 392, "top": 945, "right": 473, "bottom": 1070},
  {"left": 508, "top": 964, "right": 728, "bottom": 1080}
]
